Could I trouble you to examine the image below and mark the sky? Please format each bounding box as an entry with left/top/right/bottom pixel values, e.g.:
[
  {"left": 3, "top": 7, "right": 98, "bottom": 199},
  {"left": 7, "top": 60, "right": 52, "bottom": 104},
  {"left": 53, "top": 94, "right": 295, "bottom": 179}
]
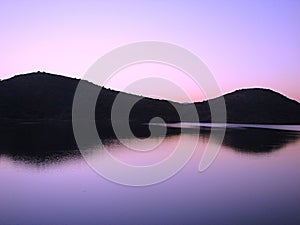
[{"left": 1, "top": 0, "right": 300, "bottom": 102}]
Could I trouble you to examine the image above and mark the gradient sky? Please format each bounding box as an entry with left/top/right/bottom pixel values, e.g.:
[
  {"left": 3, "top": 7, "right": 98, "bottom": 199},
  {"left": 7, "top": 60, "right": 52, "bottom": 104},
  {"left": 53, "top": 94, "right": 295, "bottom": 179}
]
[{"left": 1, "top": 0, "right": 300, "bottom": 102}]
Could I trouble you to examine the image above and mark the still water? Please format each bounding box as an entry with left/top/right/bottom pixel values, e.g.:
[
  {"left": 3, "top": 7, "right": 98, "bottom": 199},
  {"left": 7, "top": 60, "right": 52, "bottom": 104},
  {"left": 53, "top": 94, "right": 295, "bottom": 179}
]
[{"left": 0, "top": 126, "right": 300, "bottom": 225}]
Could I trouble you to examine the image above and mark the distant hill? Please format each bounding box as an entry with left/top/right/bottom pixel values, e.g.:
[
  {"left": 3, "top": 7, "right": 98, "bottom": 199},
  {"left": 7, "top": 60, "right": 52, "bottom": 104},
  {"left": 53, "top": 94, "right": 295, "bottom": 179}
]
[
  {"left": 222, "top": 88, "right": 300, "bottom": 124},
  {"left": 0, "top": 72, "right": 299, "bottom": 125},
  {"left": 193, "top": 88, "right": 300, "bottom": 124},
  {"left": 0, "top": 72, "right": 181, "bottom": 127}
]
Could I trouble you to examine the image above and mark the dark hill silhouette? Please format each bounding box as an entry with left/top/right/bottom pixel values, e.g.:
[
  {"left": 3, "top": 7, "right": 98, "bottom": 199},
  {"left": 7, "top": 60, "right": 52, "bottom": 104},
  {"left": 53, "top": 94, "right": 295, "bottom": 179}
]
[
  {"left": 219, "top": 88, "right": 300, "bottom": 124},
  {"left": 1, "top": 72, "right": 300, "bottom": 157},
  {"left": 0, "top": 72, "right": 300, "bottom": 126},
  {"left": 0, "top": 72, "right": 181, "bottom": 125},
  {"left": 192, "top": 88, "right": 300, "bottom": 124}
]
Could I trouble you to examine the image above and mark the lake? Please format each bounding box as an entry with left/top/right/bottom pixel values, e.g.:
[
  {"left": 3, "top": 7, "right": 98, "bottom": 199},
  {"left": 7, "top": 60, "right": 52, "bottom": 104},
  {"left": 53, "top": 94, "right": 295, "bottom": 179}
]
[{"left": 0, "top": 125, "right": 300, "bottom": 225}]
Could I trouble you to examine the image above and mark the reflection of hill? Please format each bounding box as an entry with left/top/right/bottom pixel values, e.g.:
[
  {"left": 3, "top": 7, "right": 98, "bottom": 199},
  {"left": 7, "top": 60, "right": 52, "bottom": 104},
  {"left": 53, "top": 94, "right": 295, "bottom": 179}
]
[
  {"left": 0, "top": 122, "right": 78, "bottom": 164},
  {"left": 1, "top": 122, "right": 300, "bottom": 164},
  {"left": 1, "top": 72, "right": 300, "bottom": 162},
  {"left": 0, "top": 122, "right": 174, "bottom": 164},
  {"left": 199, "top": 127, "right": 300, "bottom": 153}
]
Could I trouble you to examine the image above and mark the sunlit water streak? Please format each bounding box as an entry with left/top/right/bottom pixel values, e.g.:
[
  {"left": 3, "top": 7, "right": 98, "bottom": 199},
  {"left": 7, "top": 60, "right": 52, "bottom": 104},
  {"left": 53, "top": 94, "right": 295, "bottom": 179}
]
[{"left": 149, "top": 122, "right": 300, "bottom": 131}]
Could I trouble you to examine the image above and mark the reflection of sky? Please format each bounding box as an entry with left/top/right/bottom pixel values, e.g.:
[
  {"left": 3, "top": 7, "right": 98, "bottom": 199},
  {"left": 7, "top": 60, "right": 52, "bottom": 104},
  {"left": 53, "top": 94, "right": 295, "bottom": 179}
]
[
  {"left": 1, "top": 136, "right": 300, "bottom": 224},
  {"left": 1, "top": 0, "right": 300, "bottom": 101}
]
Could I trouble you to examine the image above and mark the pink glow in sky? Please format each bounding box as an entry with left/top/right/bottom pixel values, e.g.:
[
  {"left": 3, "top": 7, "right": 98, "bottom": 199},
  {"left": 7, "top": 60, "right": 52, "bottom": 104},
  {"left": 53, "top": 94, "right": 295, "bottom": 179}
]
[{"left": 1, "top": 0, "right": 300, "bottom": 102}]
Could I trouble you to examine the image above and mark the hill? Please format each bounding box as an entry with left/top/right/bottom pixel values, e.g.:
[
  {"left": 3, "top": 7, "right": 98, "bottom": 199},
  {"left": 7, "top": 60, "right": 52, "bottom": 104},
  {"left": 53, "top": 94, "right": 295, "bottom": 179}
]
[
  {"left": 0, "top": 72, "right": 299, "bottom": 126},
  {"left": 193, "top": 88, "right": 300, "bottom": 124}
]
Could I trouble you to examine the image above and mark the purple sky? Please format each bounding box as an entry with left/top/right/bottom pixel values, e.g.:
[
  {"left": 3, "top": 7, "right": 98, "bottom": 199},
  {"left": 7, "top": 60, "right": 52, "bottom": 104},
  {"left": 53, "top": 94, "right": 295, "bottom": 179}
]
[{"left": 1, "top": 0, "right": 299, "bottom": 102}]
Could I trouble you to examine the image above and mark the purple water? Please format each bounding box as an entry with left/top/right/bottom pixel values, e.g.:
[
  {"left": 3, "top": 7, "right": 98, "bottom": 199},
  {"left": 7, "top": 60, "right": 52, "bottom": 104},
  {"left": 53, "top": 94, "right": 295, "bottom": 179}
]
[{"left": 1, "top": 129, "right": 300, "bottom": 225}]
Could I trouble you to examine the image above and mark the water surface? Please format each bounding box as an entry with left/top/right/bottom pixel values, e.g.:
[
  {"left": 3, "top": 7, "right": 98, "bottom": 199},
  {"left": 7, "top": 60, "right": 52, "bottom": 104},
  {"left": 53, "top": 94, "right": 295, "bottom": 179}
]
[{"left": 0, "top": 125, "right": 300, "bottom": 225}]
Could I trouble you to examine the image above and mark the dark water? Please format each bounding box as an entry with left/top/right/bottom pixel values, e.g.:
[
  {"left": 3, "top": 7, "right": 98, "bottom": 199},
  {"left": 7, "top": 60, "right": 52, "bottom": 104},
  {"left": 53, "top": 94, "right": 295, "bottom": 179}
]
[{"left": 1, "top": 124, "right": 300, "bottom": 225}]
